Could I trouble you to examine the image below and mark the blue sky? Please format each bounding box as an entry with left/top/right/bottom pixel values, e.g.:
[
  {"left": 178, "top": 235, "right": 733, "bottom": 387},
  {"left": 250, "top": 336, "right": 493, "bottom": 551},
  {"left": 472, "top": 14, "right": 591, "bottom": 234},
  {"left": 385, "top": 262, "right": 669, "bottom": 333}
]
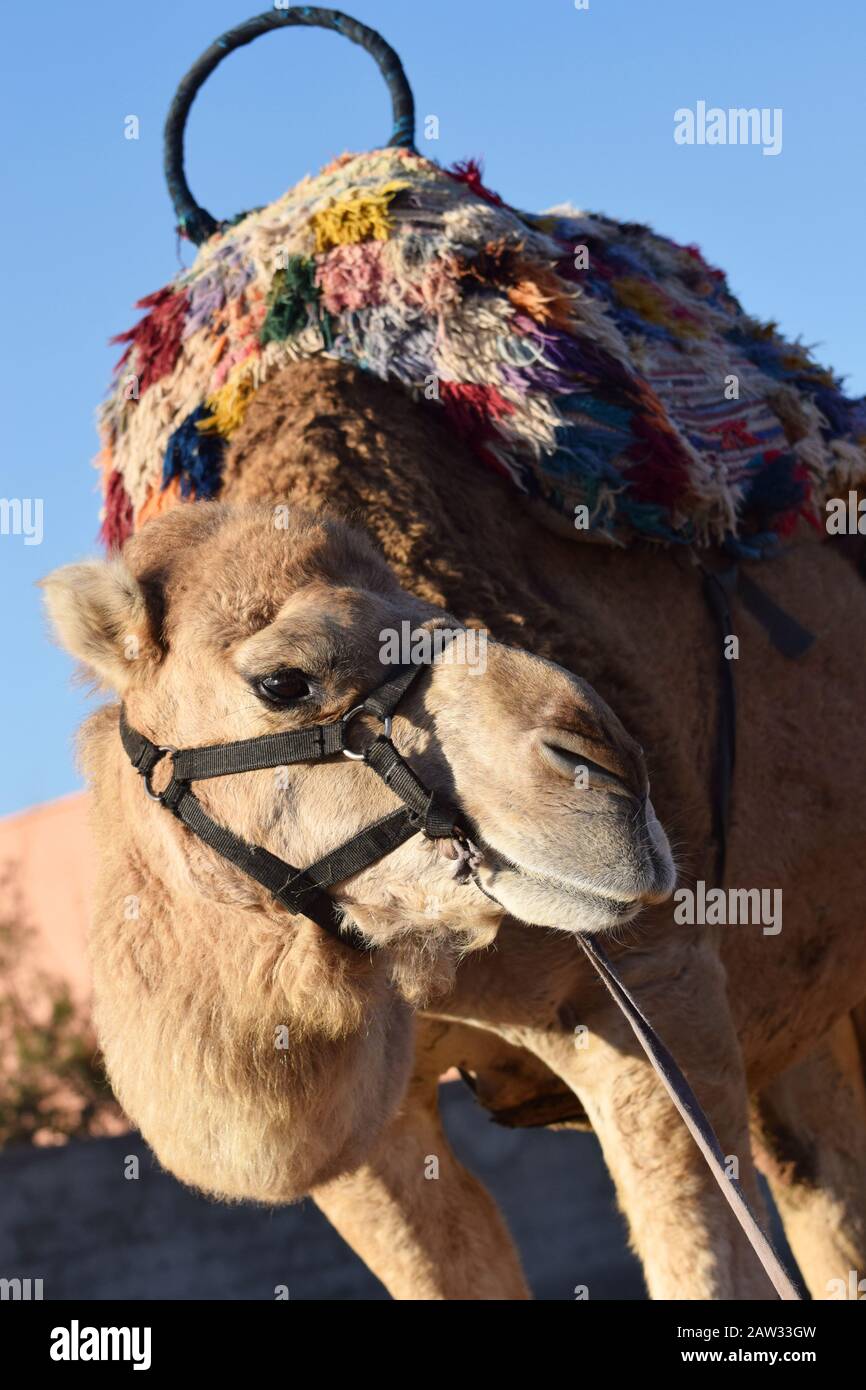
[{"left": 1, "top": 0, "right": 864, "bottom": 815}]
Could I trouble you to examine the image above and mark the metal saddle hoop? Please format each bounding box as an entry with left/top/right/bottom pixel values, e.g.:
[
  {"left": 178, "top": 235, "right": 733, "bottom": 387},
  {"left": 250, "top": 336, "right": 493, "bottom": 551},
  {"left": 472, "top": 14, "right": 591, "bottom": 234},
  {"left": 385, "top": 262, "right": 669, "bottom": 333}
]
[{"left": 163, "top": 6, "right": 417, "bottom": 245}]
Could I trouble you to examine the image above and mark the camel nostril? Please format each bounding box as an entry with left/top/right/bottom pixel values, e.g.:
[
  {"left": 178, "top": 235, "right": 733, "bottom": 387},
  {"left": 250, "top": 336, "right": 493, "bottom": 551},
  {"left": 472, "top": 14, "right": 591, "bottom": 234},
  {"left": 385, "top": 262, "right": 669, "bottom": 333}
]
[
  {"left": 536, "top": 736, "right": 630, "bottom": 792},
  {"left": 538, "top": 740, "right": 583, "bottom": 780}
]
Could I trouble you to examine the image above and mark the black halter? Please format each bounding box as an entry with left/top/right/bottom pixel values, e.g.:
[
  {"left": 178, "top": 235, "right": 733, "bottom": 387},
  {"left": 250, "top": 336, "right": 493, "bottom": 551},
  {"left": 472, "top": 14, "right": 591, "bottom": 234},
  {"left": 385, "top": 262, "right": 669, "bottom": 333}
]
[{"left": 119, "top": 660, "right": 467, "bottom": 952}]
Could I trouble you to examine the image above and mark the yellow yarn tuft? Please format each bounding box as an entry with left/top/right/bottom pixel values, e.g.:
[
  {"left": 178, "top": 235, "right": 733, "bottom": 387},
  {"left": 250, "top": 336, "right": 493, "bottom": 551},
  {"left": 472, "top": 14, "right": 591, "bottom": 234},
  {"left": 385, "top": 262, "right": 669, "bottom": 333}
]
[
  {"left": 613, "top": 277, "right": 705, "bottom": 340},
  {"left": 198, "top": 360, "right": 259, "bottom": 437},
  {"left": 309, "top": 179, "right": 409, "bottom": 254}
]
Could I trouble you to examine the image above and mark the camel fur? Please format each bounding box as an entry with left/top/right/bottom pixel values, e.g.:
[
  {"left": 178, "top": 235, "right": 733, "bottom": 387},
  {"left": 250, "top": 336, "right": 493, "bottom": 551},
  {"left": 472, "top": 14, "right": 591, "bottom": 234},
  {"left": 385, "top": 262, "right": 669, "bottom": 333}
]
[{"left": 44, "top": 356, "right": 866, "bottom": 1300}]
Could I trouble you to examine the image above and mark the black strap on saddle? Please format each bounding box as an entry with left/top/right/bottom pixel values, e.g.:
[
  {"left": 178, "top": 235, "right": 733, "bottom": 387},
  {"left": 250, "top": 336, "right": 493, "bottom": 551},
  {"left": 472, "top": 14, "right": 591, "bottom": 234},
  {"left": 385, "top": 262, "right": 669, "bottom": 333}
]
[
  {"left": 700, "top": 561, "right": 815, "bottom": 885},
  {"left": 119, "top": 658, "right": 464, "bottom": 952}
]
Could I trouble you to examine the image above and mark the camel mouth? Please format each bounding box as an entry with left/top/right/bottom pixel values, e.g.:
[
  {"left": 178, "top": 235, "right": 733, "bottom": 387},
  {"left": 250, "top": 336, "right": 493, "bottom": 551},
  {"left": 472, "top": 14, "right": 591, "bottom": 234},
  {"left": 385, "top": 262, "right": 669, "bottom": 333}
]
[{"left": 467, "top": 840, "right": 650, "bottom": 934}]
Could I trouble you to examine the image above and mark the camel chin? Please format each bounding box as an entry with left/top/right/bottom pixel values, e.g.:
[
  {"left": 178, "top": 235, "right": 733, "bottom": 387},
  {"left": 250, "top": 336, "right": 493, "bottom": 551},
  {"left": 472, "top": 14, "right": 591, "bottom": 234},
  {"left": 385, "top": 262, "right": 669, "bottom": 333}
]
[
  {"left": 472, "top": 796, "right": 677, "bottom": 934},
  {"left": 473, "top": 860, "right": 645, "bottom": 934}
]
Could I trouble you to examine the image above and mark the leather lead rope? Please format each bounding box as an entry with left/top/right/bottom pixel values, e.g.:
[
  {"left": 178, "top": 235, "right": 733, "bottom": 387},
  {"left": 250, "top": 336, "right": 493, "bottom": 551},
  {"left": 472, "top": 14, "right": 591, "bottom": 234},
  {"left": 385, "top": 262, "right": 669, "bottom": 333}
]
[{"left": 577, "top": 934, "right": 802, "bottom": 1301}]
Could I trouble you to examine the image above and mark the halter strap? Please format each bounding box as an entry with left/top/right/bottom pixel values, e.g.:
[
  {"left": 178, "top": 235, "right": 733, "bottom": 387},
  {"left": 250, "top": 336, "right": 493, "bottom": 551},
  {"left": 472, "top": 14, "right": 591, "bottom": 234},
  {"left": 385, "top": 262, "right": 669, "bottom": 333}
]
[
  {"left": 171, "top": 720, "right": 347, "bottom": 781},
  {"left": 119, "top": 662, "right": 463, "bottom": 951}
]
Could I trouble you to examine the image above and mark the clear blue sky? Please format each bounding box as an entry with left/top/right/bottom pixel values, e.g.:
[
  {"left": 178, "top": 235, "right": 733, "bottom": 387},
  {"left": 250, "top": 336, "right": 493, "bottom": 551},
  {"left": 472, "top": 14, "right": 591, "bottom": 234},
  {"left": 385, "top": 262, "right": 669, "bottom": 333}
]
[{"left": 1, "top": 0, "right": 864, "bottom": 815}]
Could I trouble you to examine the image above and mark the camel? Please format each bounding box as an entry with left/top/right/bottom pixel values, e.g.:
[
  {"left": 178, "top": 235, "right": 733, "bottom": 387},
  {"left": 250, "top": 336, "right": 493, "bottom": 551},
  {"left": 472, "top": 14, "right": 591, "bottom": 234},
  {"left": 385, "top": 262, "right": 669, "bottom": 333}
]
[{"left": 43, "top": 355, "right": 866, "bottom": 1300}]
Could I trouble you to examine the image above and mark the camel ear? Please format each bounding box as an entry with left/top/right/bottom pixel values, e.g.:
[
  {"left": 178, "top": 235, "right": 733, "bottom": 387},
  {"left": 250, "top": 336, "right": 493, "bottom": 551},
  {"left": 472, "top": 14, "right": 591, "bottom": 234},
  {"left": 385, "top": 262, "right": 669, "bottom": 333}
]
[{"left": 40, "top": 558, "right": 159, "bottom": 692}]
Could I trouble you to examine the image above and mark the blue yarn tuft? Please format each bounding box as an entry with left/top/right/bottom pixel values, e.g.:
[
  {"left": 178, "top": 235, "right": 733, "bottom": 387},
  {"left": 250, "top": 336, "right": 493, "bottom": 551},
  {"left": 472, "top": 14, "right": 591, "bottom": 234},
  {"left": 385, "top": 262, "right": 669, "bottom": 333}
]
[
  {"left": 162, "top": 405, "right": 225, "bottom": 500},
  {"left": 741, "top": 452, "right": 806, "bottom": 530}
]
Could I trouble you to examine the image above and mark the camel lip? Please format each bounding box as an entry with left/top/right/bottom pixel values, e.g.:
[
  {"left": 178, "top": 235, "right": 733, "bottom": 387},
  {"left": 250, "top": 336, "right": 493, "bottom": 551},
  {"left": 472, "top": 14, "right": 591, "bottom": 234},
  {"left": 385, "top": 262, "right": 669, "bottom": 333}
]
[
  {"left": 524, "top": 876, "right": 642, "bottom": 920},
  {"left": 467, "top": 837, "right": 643, "bottom": 924}
]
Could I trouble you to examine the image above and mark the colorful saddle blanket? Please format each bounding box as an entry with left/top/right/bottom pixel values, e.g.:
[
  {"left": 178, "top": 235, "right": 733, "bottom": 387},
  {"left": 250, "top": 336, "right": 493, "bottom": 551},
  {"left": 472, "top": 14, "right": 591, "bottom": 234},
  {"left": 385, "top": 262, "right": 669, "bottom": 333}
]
[{"left": 99, "top": 147, "right": 866, "bottom": 555}]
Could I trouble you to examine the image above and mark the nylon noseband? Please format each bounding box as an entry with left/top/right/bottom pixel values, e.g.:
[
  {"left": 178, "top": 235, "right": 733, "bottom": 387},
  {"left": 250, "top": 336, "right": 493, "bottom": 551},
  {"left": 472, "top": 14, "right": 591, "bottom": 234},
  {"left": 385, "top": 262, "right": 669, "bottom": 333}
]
[{"left": 119, "top": 659, "right": 466, "bottom": 952}]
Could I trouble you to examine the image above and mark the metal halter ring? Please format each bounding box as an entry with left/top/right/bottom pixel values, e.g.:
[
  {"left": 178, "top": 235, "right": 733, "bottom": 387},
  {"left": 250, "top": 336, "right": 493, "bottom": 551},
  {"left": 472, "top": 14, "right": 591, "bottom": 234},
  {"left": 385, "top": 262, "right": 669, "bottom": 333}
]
[
  {"left": 142, "top": 746, "right": 178, "bottom": 800},
  {"left": 342, "top": 706, "right": 392, "bottom": 761}
]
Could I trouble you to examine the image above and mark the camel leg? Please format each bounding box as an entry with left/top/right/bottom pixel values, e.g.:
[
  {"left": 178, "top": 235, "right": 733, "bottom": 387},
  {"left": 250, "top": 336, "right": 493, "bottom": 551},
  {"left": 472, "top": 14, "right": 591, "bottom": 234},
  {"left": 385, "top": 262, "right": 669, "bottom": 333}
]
[
  {"left": 495, "top": 940, "right": 779, "bottom": 1300},
  {"left": 311, "top": 1067, "right": 530, "bottom": 1301},
  {"left": 753, "top": 1013, "right": 866, "bottom": 1300}
]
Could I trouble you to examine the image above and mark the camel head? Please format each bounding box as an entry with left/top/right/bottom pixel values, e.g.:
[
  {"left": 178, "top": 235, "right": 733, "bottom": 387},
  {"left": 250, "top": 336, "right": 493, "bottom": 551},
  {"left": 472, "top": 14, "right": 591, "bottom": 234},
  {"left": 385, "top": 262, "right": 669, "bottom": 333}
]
[{"left": 43, "top": 502, "right": 675, "bottom": 955}]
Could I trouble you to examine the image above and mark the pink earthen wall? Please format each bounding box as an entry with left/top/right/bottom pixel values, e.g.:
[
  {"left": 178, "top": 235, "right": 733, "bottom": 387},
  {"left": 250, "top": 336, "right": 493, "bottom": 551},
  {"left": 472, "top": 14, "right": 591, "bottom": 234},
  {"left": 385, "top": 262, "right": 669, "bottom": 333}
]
[{"left": 0, "top": 793, "right": 94, "bottom": 1003}]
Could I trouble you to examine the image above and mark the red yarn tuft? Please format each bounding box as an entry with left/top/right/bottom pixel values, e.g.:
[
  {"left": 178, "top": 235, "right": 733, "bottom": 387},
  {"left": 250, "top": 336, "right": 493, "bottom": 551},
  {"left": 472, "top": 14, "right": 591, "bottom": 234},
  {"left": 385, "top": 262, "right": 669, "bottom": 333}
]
[
  {"left": 623, "top": 414, "right": 692, "bottom": 509},
  {"left": 446, "top": 158, "right": 504, "bottom": 207},
  {"left": 110, "top": 286, "right": 189, "bottom": 395},
  {"left": 100, "top": 469, "right": 134, "bottom": 551},
  {"left": 440, "top": 381, "right": 513, "bottom": 429},
  {"left": 675, "top": 241, "right": 726, "bottom": 283},
  {"left": 781, "top": 459, "right": 818, "bottom": 535},
  {"left": 706, "top": 418, "right": 761, "bottom": 452},
  {"left": 438, "top": 382, "right": 515, "bottom": 479}
]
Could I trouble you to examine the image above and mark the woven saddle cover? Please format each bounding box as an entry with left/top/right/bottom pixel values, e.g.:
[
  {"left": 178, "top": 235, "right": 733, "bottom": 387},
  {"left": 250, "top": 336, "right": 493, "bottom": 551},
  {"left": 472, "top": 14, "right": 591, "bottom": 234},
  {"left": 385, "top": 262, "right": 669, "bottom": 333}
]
[{"left": 98, "top": 146, "right": 866, "bottom": 556}]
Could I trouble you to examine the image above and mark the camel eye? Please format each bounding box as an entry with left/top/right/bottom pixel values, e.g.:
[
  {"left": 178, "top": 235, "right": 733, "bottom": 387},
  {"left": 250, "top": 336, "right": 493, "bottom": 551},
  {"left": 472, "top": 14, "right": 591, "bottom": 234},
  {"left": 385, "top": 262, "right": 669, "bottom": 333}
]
[{"left": 255, "top": 668, "right": 312, "bottom": 706}]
